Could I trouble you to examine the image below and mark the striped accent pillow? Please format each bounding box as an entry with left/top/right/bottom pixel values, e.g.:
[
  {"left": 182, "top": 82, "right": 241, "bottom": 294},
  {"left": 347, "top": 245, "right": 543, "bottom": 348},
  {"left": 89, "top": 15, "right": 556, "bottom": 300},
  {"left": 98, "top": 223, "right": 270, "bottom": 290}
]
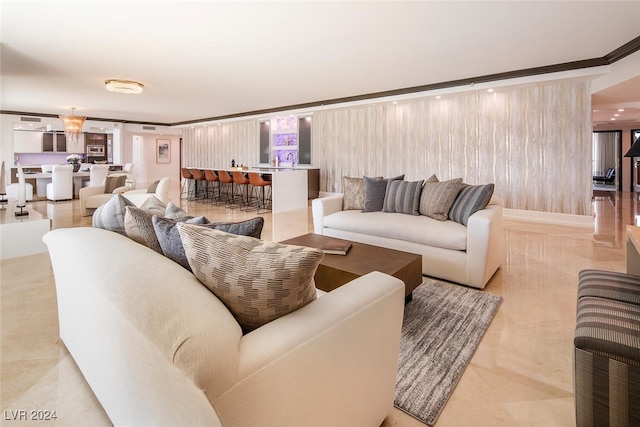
[
  {"left": 448, "top": 184, "right": 494, "bottom": 226},
  {"left": 382, "top": 180, "right": 423, "bottom": 215},
  {"left": 177, "top": 224, "right": 322, "bottom": 333},
  {"left": 92, "top": 194, "right": 135, "bottom": 235},
  {"left": 419, "top": 175, "right": 463, "bottom": 220}
]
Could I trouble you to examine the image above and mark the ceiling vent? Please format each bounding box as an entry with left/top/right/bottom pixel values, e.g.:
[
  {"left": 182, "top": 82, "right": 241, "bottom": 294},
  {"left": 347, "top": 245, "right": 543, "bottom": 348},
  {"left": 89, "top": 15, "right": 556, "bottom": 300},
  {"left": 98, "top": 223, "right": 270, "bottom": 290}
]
[
  {"left": 21, "top": 117, "right": 41, "bottom": 122},
  {"left": 142, "top": 125, "right": 156, "bottom": 131}
]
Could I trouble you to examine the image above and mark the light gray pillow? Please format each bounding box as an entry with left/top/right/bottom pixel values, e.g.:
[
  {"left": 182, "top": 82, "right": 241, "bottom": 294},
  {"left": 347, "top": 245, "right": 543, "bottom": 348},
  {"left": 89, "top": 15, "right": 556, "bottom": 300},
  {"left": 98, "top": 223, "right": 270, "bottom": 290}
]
[
  {"left": 139, "top": 195, "right": 166, "bottom": 215},
  {"left": 164, "top": 202, "right": 203, "bottom": 221},
  {"left": 177, "top": 224, "right": 322, "bottom": 333},
  {"left": 419, "top": 175, "right": 463, "bottom": 220},
  {"left": 382, "top": 180, "right": 423, "bottom": 215},
  {"left": 92, "top": 194, "right": 135, "bottom": 235},
  {"left": 362, "top": 174, "right": 404, "bottom": 213},
  {"left": 449, "top": 183, "right": 495, "bottom": 225}
]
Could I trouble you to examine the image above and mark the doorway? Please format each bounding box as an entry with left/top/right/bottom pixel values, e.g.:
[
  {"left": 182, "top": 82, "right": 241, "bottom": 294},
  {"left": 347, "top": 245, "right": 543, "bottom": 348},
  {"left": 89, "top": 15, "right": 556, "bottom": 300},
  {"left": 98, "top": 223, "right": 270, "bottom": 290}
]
[{"left": 592, "top": 130, "right": 622, "bottom": 192}]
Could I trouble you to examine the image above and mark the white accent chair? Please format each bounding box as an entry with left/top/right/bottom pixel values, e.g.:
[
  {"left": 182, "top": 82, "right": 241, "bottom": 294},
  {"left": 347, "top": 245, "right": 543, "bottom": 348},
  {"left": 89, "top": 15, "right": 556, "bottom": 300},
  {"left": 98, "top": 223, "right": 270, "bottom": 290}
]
[
  {"left": 79, "top": 173, "right": 135, "bottom": 216},
  {"left": 46, "top": 164, "right": 74, "bottom": 201},
  {"left": 121, "top": 177, "right": 171, "bottom": 206}
]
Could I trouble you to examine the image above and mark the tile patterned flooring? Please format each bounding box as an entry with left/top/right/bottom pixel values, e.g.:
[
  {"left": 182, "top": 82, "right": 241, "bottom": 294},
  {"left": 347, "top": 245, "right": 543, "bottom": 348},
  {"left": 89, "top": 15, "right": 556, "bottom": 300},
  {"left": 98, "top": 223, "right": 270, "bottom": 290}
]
[{"left": 1, "top": 185, "right": 638, "bottom": 426}]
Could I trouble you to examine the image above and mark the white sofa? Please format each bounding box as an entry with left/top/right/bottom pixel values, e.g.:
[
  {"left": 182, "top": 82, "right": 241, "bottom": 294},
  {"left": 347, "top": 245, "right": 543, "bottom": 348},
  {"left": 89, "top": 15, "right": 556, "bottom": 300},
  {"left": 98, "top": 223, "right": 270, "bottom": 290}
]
[
  {"left": 121, "top": 176, "right": 171, "bottom": 206},
  {"left": 312, "top": 194, "right": 504, "bottom": 289},
  {"left": 43, "top": 227, "right": 404, "bottom": 426}
]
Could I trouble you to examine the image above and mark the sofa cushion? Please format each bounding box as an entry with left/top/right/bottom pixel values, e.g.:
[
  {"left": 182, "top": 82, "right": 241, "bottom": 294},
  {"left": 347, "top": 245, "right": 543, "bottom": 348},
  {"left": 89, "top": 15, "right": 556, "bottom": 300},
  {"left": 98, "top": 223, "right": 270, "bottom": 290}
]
[
  {"left": 177, "top": 224, "right": 322, "bottom": 333},
  {"left": 92, "top": 194, "right": 135, "bottom": 235},
  {"left": 147, "top": 180, "right": 160, "bottom": 193},
  {"left": 382, "top": 180, "right": 423, "bottom": 215},
  {"left": 140, "top": 195, "right": 167, "bottom": 215},
  {"left": 363, "top": 175, "right": 404, "bottom": 213},
  {"left": 153, "top": 216, "right": 265, "bottom": 271},
  {"left": 164, "top": 202, "right": 207, "bottom": 222},
  {"left": 324, "top": 210, "right": 468, "bottom": 251},
  {"left": 124, "top": 206, "right": 164, "bottom": 253},
  {"left": 342, "top": 177, "right": 366, "bottom": 211},
  {"left": 449, "top": 183, "right": 494, "bottom": 226},
  {"left": 105, "top": 175, "right": 126, "bottom": 194},
  {"left": 419, "top": 175, "right": 463, "bottom": 220}
]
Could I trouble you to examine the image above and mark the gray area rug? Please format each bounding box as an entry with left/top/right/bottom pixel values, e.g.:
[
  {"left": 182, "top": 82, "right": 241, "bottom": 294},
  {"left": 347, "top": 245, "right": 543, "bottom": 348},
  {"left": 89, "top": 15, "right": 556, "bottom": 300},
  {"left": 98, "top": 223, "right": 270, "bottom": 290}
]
[{"left": 395, "top": 279, "right": 503, "bottom": 425}]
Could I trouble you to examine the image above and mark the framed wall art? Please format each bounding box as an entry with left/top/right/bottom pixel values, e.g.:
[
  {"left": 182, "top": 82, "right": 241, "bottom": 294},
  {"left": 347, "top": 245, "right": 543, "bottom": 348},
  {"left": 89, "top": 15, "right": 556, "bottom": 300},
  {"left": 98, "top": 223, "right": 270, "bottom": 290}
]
[{"left": 156, "top": 139, "right": 171, "bottom": 163}]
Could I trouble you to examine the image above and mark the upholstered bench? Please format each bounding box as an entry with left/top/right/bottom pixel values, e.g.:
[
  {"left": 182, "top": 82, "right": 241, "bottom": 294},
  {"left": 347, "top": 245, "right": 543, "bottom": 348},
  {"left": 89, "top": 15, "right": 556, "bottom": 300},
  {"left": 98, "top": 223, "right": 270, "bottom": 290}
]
[{"left": 574, "top": 269, "right": 640, "bottom": 426}]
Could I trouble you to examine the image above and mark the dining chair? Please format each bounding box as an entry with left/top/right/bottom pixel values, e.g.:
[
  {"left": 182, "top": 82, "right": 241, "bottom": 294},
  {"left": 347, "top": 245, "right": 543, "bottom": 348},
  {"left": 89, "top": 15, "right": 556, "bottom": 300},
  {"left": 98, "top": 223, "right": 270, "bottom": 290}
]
[
  {"left": 46, "top": 164, "right": 74, "bottom": 201},
  {"left": 85, "top": 164, "right": 110, "bottom": 187}
]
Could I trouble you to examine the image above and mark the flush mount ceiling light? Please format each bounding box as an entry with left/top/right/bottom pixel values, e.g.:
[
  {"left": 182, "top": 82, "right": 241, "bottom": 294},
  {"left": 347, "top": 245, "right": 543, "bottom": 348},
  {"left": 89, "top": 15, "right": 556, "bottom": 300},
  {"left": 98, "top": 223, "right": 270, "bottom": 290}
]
[
  {"left": 105, "top": 79, "right": 144, "bottom": 94},
  {"left": 59, "top": 107, "right": 86, "bottom": 147}
]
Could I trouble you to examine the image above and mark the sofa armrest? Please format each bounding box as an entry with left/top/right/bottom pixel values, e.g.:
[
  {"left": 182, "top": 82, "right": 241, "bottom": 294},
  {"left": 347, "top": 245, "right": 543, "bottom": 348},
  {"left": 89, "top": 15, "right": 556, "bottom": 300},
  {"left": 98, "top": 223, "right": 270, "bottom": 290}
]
[
  {"left": 79, "top": 184, "right": 106, "bottom": 216},
  {"left": 466, "top": 202, "right": 505, "bottom": 288},
  {"left": 219, "top": 271, "right": 405, "bottom": 427},
  {"left": 312, "top": 195, "right": 344, "bottom": 234}
]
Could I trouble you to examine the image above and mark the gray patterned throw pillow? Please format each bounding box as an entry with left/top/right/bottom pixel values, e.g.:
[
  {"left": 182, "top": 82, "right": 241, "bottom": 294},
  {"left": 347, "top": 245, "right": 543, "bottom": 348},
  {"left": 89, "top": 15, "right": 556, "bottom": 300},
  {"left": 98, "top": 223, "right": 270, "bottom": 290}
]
[
  {"left": 419, "top": 175, "right": 463, "bottom": 220},
  {"left": 177, "top": 224, "right": 322, "bottom": 333},
  {"left": 448, "top": 183, "right": 495, "bottom": 226},
  {"left": 382, "top": 180, "right": 423, "bottom": 215},
  {"left": 92, "top": 194, "right": 135, "bottom": 235}
]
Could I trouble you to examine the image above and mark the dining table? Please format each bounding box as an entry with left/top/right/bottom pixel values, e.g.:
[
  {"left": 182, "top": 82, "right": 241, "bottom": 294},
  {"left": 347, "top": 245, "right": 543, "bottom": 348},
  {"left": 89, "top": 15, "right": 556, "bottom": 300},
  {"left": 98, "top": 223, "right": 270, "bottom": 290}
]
[{"left": 23, "top": 170, "right": 91, "bottom": 199}]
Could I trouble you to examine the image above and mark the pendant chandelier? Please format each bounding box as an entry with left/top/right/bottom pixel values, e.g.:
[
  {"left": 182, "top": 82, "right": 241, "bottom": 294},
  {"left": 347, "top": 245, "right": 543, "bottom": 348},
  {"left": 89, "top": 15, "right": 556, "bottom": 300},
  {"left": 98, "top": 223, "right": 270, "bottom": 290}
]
[{"left": 59, "top": 108, "right": 86, "bottom": 147}]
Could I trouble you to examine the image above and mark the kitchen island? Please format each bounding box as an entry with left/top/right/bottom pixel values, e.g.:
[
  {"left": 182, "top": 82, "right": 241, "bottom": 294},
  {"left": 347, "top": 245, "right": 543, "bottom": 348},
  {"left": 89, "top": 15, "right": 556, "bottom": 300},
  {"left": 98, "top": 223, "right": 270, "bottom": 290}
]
[{"left": 189, "top": 167, "right": 317, "bottom": 213}]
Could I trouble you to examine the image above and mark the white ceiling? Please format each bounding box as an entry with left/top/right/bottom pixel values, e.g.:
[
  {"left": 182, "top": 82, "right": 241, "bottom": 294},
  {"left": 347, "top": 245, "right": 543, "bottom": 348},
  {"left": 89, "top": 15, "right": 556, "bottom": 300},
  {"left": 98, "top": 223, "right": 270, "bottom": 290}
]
[{"left": 1, "top": 1, "right": 639, "bottom": 126}]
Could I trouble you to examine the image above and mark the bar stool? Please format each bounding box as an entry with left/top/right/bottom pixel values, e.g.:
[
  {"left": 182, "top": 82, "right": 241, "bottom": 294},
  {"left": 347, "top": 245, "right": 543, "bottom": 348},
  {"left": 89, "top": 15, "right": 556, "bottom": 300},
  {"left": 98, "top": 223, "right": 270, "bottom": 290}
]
[
  {"left": 180, "top": 168, "right": 194, "bottom": 199},
  {"left": 189, "top": 168, "right": 206, "bottom": 201},
  {"left": 217, "top": 170, "right": 238, "bottom": 208},
  {"left": 204, "top": 169, "right": 221, "bottom": 205},
  {"left": 248, "top": 172, "right": 272, "bottom": 214},
  {"left": 232, "top": 171, "right": 252, "bottom": 211}
]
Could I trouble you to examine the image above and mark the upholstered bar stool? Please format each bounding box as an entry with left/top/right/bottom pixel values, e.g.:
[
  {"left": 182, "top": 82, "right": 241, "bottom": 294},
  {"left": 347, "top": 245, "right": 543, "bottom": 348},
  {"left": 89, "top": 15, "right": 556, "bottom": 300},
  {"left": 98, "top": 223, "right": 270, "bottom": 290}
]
[
  {"left": 217, "top": 170, "right": 238, "bottom": 208},
  {"left": 180, "top": 168, "right": 194, "bottom": 199},
  {"left": 189, "top": 168, "right": 206, "bottom": 201},
  {"left": 248, "top": 172, "right": 272, "bottom": 214},
  {"left": 232, "top": 171, "right": 252, "bottom": 211},
  {"left": 204, "top": 169, "right": 221, "bottom": 205}
]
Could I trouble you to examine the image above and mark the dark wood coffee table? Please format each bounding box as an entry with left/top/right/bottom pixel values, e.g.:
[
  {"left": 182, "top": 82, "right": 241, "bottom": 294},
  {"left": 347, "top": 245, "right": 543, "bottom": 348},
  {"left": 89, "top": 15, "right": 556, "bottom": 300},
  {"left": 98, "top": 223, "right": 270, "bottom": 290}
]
[{"left": 280, "top": 233, "right": 422, "bottom": 303}]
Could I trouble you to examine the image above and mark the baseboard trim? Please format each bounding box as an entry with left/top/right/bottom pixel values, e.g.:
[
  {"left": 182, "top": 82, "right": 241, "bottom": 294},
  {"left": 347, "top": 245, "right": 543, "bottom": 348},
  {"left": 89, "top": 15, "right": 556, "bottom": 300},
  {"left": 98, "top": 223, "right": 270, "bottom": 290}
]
[{"left": 504, "top": 208, "right": 594, "bottom": 228}]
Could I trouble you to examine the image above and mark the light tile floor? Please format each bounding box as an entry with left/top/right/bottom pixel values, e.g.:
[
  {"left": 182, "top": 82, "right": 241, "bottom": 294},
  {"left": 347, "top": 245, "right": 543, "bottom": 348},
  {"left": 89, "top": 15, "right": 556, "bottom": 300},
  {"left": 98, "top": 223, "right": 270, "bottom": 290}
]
[{"left": 1, "top": 185, "right": 638, "bottom": 426}]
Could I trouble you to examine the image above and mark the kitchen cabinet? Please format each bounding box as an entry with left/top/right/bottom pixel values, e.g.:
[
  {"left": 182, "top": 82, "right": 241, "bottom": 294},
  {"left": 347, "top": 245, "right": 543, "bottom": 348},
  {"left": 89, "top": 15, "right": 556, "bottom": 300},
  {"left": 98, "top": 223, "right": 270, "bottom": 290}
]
[
  {"left": 42, "top": 132, "right": 67, "bottom": 152},
  {"left": 13, "top": 131, "right": 42, "bottom": 153}
]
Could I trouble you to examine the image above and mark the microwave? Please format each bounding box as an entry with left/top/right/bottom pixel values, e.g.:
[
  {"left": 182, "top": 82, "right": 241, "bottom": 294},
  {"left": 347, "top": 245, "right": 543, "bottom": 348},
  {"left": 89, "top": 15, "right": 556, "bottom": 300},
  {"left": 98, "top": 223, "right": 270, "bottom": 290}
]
[{"left": 86, "top": 145, "right": 105, "bottom": 155}]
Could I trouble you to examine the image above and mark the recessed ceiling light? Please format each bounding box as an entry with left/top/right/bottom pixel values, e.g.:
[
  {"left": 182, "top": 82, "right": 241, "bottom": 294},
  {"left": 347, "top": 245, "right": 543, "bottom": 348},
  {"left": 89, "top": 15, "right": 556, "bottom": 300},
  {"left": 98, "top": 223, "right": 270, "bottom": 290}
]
[
  {"left": 392, "top": 101, "right": 398, "bottom": 104},
  {"left": 618, "top": 109, "right": 625, "bottom": 112},
  {"left": 435, "top": 95, "right": 441, "bottom": 99},
  {"left": 610, "top": 118, "right": 616, "bottom": 121},
  {"left": 105, "top": 79, "right": 144, "bottom": 94},
  {"left": 614, "top": 114, "right": 620, "bottom": 117}
]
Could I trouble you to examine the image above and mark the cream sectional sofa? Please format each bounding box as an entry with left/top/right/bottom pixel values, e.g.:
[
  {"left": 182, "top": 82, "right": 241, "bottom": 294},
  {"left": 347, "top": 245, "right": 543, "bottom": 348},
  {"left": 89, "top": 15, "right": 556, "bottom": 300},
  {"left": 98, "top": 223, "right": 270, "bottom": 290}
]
[
  {"left": 312, "top": 193, "right": 504, "bottom": 289},
  {"left": 43, "top": 227, "right": 405, "bottom": 426}
]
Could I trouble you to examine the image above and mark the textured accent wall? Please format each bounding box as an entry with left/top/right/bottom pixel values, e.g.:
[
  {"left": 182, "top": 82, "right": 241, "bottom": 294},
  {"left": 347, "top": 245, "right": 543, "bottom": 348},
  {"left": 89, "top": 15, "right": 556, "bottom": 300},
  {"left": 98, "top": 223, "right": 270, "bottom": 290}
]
[
  {"left": 316, "top": 81, "right": 592, "bottom": 215},
  {"left": 182, "top": 120, "right": 258, "bottom": 169},
  {"left": 181, "top": 80, "right": 592, "bottom": 215}
]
